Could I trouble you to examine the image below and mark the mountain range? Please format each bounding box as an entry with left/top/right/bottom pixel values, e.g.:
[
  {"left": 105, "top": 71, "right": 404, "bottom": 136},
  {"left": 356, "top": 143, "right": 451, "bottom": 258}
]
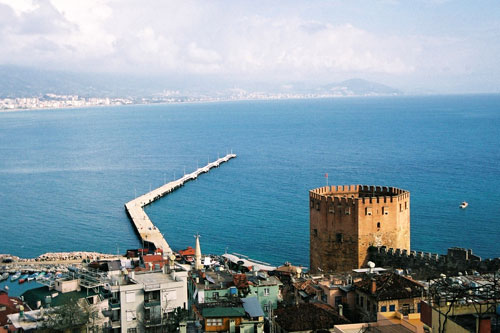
[{"left": 0, "top": 65, "right": 402, "bottom": 99}]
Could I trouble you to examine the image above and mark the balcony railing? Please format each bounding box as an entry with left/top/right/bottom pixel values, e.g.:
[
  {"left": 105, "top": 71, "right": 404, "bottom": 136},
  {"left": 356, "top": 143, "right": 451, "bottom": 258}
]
[
  {"left": 144, "top": 299, "right": 161, "bottom": 307},
  {"left": 144, "top": 317, "right": 162, "bottom": 326}
]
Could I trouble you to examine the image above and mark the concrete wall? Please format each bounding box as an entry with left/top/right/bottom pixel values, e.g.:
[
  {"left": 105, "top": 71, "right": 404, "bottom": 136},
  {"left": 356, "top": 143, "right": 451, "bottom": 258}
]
[{"left": 310, "top": 185, "right": 410, "bottom": 273}]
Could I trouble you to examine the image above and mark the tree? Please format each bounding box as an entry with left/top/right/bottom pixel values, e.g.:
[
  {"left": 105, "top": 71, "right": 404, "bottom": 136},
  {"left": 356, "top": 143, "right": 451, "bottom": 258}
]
[{"left": 43, "top": 296, "right": 99, "bottom": 332}]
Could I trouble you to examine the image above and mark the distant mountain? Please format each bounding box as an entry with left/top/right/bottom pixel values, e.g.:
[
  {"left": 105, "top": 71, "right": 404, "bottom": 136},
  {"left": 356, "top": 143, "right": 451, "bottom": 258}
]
[
  {"left": 320, "top": 79, "right": 402, "bottom": 96},
  {"left": 0, "top": 65, "right": 176, "bottom": 98},
  {"left": 0, "top": 65, "right": 402, "bottom": 98}
]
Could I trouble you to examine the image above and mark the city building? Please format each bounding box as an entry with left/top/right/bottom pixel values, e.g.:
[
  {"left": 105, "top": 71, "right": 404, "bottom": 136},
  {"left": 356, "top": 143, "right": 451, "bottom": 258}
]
[
  {"left": 193, "top": 297, "right": 265, "bottom": 333},
  {"left": 189, "top": 270, "right": 282, "bottom": 318},
  {"left": 104, "top": 266, "right": 188, "bottom": 332},
  {"left": 354, "top": 272, "right": 425, "bottom": 322},
  {"left": 0, "top": 290, "right": 23, "bottom": 332},
  {"left": 310, "top": 185, "right": 410, "bottom": 273},
  {"left": 274, "top": 303, "right": 350, "bottom": 333}
]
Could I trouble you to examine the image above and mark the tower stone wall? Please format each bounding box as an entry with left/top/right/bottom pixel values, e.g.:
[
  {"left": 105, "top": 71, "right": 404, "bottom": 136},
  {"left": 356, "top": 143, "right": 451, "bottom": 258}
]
[{"left": 310, "top": 185, "right": 410, "bottom": 273}]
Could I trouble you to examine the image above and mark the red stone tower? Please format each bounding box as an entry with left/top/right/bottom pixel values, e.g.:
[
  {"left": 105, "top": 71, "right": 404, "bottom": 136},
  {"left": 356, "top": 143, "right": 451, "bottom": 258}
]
[{"left": 309, "top": 185, "right": 410, "bottom": 273}]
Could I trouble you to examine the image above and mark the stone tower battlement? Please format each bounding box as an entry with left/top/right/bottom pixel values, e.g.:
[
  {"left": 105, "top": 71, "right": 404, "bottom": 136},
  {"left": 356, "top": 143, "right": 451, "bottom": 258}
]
[{"left": 310, "top": 185, "right": 410, "bottom": 273}]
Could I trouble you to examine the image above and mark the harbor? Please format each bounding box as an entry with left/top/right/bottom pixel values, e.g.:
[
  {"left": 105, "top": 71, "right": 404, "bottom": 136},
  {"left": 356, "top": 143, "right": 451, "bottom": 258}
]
[{"left": 124, "top": 153, "right": 237, "bottom": 254}]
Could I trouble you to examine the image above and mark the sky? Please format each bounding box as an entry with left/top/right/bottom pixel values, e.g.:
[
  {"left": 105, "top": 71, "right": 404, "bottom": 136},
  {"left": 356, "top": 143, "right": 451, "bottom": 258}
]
[{"left": 0, "top": 0, "right": 499, "bottom": 94}]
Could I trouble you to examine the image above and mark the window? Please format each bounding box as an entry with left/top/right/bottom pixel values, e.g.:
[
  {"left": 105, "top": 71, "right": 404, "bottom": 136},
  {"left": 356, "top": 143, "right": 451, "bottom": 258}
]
[
  {"left": 399, "top": 204, "right": 402, "bottom": 212},
  {"left": 336, "top": 233, "right": 343, "bottom": 243},
  {"left": 417, "top": 302, "right": 421, "bottom": 313},
  {"left": 405, "top": 201, "right": 408, "bottom": 210},
  {"left": 313, "top": 229, "right": 318, "bottom": 237},
  {"left": 381, "top": 305, "right": 387, "bottom": 312},
  {"left": 365, "top": 207, "right": 372, "bottom": 216},
  {"left": 345, "top": 207, "right": 351, "bottom": 215},
  {"left": 389, "top": 304, "right": 395, "bottom": 312},
  {"left": 264, "top": 304, "right": 269, "bottom": 313},
  {"left": 316, "top": 202, "right": 320, "bottom": 211},
  {"left": 212, "top": 292, "right": 219, "bottom": 300},
  {"left": 263, "top": 288, "right": 270, "bottom": 296},
  {"left": 382, "top": 206, "right": 389, "bottom": 215},
  {"left": 126, "top": 310, "right": 136, "bottom": 322},
  {"left": 310, "top": 200, "right": 314, "bottom": 208},
  {"left": 127, "top": 329, "right": 137, "bottom": 333},
  {"left": 329, "top": 204, "right": 335, "bottom": 214},
  {"left": 377, "top": 222, "right": 381, "bottom": 231},
  {"left": 206, "top": 318, "right": 223, "bottom": 326},
  {"left": 126, "top": 291, "right": 135, "bottom": 303}
]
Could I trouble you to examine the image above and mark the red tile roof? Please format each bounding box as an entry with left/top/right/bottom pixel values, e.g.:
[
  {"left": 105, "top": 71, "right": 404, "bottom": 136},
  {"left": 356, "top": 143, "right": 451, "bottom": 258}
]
[
  {"left": 179, "top": 246, "right": 196, "bottom": 256},
  {"left": 0, "top": 291, "right": 23, "bottom": 326}
]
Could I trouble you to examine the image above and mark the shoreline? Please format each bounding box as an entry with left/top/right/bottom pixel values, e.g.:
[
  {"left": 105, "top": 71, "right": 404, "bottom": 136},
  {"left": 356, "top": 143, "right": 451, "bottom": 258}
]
[{"left": 1, "top": 92, "right": 499, "bottom": 114}]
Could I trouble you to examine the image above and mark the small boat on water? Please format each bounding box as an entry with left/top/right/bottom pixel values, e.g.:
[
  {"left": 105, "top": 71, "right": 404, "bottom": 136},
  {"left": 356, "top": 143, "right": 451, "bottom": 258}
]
[
  {"left": 35, "top": 272, "right": 46, "bottom": 280},
  {"left": 27, "top": 272, "right": 39, "bottom": 281},
  {"left": 55, "top": 272, "right": 63, "bottom": 279},
  {"left": 45, "top": 272, "right": 53, "bottom": 279},
  {"left": 0, "top": 272, "right": 9, "bottom": 281},
  {"left": 19, "top": 274, "right": 29, "bottom": 284},
  {"left": 459, "top": 201, "right": 468, "bottom": 209},
  {"left": 11, "top": 272, "right": 21, "bottom": 282}
]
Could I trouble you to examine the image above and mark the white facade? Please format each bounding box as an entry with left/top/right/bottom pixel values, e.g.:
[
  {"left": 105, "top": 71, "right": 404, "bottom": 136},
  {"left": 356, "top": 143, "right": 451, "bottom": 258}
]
[{"left": 106, "top": 269, "right": 188, "bottom": 333}]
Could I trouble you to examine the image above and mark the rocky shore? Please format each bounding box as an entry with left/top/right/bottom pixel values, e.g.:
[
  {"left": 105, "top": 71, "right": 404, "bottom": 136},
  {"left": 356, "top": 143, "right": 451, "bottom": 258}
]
[{"left": 0, "top": 251, "right": 122, "bottom": 274}]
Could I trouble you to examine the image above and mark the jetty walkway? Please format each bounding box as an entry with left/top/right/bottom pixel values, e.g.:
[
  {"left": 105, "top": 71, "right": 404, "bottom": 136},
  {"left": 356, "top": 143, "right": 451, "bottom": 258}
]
[{"left": 125, "top": 153, "right": 237, "bottom": 255}]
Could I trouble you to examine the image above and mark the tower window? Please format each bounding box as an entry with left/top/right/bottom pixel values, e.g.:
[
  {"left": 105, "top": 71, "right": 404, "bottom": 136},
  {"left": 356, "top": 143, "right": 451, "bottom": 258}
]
[
  {"left": 399, "top": 204, "right": 402, "bottom": 212},
  {"left": 316, "top": 202, "right": 320, "bottom": 211},
  {"left": 345, "top": 207, "right": 351, "bottom": 215},
  {"left": 382, "top": 206, "right": 389, "bottom": 215},
  {"left": 336, "top": 233, "right": 343, "bottom": 243},
  {"left": 310, "top": 200, "right": 314, "bottom": 208},
  {"left": 313, "top": 229, "right": 318, "bottom": 237},
  {"left": 365, "top": 207, "right": 372, "bottom": 216},
  {"left": 377, "top": 222, "right": 381, "bottom": 230},
  {"left": 405, "top": 201, "right": 408, "bottom": 210},
  {"left": 329, "top": 204, "right": 335, "bottom": 214}
]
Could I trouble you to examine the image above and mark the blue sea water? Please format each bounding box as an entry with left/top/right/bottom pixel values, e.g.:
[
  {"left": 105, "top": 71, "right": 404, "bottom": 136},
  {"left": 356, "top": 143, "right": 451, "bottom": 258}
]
[{"left": 0, "top": 95, "right": 499, "bottom": 271}]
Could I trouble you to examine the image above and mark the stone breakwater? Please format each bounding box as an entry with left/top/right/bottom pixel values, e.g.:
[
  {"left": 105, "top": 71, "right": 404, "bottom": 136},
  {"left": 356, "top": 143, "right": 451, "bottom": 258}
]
[{"left": 0, "top": 252, "right": 121, "bottom": 274}]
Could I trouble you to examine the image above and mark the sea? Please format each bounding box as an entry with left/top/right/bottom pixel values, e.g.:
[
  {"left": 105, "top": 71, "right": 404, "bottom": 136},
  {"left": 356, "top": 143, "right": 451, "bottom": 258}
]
[{"left": 1, "top": 95, "right": 499, "bottom": 278}]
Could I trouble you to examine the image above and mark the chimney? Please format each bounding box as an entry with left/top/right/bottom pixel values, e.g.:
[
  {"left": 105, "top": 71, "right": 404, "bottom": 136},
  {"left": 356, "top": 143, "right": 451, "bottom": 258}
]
[{"left": 370, "top": 279, "right": 377, "bottom": 294}]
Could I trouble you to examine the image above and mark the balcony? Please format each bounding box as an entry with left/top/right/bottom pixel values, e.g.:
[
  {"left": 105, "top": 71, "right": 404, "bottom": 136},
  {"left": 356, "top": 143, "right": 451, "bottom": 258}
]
[
  {"left": 109, "top": 300, "right": 121, "bottom": 310},
  {"left": 144, "top": 299, "right": 161, "bottom": 308},
  {"left": 111, "top": 320, "right": 121, "bottom": 329},
  {"left": 144, "top": 317, "right": 162, "bottom": 327}
]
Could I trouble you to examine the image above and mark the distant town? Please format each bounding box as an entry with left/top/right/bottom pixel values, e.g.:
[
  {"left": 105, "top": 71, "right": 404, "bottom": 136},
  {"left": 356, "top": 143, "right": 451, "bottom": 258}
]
[{"left": 0, "top": 90, "right": 400, "bottom": 112}]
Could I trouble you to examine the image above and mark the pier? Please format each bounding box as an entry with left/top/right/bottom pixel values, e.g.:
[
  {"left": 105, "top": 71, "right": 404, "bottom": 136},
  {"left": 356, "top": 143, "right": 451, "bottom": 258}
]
[{"left": 125, "top": 153, "right": 237, "bottom": 255}]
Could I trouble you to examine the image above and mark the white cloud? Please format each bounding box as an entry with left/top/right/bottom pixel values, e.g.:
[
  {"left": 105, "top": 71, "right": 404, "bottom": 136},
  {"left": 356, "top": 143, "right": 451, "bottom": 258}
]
[{"left": 0, "top": 0, "right": 497, "bottom": 92}]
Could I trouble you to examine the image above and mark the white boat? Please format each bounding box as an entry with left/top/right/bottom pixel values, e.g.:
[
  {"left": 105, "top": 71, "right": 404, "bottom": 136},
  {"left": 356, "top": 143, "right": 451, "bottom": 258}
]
[
  {"left": 459, "top": 201, "right": 468, "bottom": 209},
  {"left": 11, "top": 272, "right": 21, "bottom": 282},
  {"left": 0, "top": 272, "right": 9, "bottom": 281}
]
